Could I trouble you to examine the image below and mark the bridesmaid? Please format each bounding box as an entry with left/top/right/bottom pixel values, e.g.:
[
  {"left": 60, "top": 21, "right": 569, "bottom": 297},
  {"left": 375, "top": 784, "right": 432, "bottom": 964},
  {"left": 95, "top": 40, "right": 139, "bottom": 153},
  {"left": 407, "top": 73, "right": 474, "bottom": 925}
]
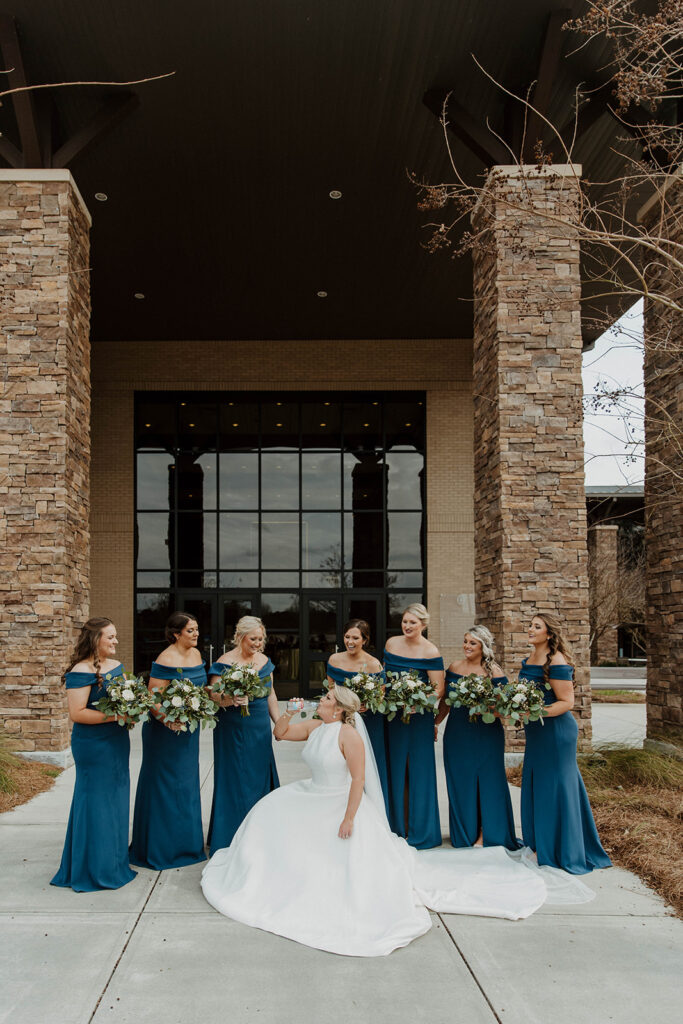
[
  {"left": 326, "top": 619, "right": 389, "bottom": 812},
  {"left": 129, "top": 612, "right": 207, "bottom": 870},
  {"left": 437, "top": 626, "right": 519, "bottom": 850},
  {"left": 207, "top": 616, "right": 279, "bottom": 854},
  {"left": 51, "top": 618, "right": 136, "bottom": 892},
  {"left": 384, "top": 603, "right": 444, "bottom": 849},
  {"left": 520, "top": 612, "right": 612, "bottom": 874}
]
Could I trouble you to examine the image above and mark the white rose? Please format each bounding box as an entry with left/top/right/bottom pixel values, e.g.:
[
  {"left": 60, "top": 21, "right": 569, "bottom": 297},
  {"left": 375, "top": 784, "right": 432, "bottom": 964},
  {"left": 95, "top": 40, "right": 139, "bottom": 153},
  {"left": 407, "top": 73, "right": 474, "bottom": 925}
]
[
  {"left": 190, "top": 697, "right": 200, "bottom": 710},
  {"left": 459, "top": 682, "right": 468, "bottom": 692},
  {"left": 352, "top": 674, "right": 362, "bottom": 684},
  {"left": 171, "top": 696, "right": 183, "bottom": 707},
  {"left": 122, "top": 688, "right": 135, "bottom": 701},
  {"left": 406, "top": 679, "right": 417, "bottom": 690},
  {"left": 366, "top": 680, "right": 375, "bottom": 690},
  {"left": 182, "top": 683, "right": 192, "bottom": 693},
  {"left": 109, "top": 686, "right": 120, "bottom": 698},
  {"left": 512, "top": 693, "right": 524, "bottom": 705}
]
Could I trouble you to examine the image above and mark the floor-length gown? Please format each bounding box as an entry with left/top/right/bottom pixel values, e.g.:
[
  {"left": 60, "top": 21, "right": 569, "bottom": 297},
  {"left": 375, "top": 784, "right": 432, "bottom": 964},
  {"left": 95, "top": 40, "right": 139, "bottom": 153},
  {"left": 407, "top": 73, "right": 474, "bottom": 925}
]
[
  {"left": 383, "top": 649, "right": 442, "bottom": 849},
  {"left": 443, "top": 671, "right": 520, "bottom": 850},
  {"left": 201, "top": 720, "right": 556, "bottom": 957},
  {"left": 207, "top": 658, "right": 279, "bottom": 855},
  {"left": 129, "top": 661, "right": 207, "bottom": 870},
  {"left": 520, "top": 660, "right": 612, "bottom": 874},
  {"left": 326, "top": 662, "right": 390, "bottom": 813},
  {"left": 51, "top": 665, "right": 136, "bottom": 892}
]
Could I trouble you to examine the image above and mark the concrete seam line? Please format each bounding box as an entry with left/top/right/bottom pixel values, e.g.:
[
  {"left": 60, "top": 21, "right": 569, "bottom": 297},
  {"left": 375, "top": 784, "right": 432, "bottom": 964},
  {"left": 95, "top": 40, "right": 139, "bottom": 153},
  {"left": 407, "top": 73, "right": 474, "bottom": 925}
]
[
  {"left": 436, "top": 913, "right": 504, "bottom": 1024},
  {"left": 87, "top": 871, "right": 162, "bottom": 1023}
]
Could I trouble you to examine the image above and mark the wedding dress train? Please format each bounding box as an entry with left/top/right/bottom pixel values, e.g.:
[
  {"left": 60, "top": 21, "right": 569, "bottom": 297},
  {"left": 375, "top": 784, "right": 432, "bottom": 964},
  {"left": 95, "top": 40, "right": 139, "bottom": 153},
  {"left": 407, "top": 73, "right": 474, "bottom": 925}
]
[{"left": 201, "top": 719, "right": 594, "bottom": 957}]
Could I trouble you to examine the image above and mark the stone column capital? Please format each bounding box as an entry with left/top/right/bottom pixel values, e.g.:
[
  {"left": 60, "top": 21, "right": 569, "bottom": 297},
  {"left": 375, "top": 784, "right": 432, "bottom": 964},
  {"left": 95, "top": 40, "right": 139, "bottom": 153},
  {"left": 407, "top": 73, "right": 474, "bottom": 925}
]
[{"left": 0, "top": 167, "right": 91, "bottom": 225}]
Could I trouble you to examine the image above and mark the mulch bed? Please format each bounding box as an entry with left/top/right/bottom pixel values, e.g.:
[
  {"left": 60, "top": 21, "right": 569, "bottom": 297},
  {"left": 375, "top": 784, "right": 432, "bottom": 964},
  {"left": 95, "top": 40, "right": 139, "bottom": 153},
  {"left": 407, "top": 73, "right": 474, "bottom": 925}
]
[
  {"left": 0, "top": 759, "right": 63, "bottom": 814},
  {"left": 506, "top": 751, "right": 683, "bottom": 918}
]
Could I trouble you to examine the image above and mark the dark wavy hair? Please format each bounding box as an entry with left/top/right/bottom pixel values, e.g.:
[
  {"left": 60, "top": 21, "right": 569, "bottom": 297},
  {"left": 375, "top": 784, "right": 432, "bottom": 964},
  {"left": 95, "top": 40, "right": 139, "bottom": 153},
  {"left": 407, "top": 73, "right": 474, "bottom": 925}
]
[
  {"left": 343, "top": 619, "right": 371, "bottom": 649},
  {"left": 532, "top": 611, "right": 575, "bottom": 687},
  {"left": 164, "top": 612, "right": 198, "bottom": 644},
  {"left": 63, "top": 617, "right": 114, "bottom": 686}
]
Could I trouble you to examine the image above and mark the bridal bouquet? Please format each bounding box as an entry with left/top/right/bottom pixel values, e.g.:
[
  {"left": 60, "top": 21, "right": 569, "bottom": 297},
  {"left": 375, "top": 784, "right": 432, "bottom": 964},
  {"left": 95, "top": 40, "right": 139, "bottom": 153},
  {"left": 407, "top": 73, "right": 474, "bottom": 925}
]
[
  {"left": 385, "top": 670, "right": 439, "bottom": 724},
  {"left": 344, "top": 669, "right": 386, "bottom": 714},
  {"left": 497, "top": 677, "right": 549, "bottom": 725},
  {"left": 444, "top": 673, "right": 503, "bottom": 724},
  {"left": 155, "top": 675, "right": 218, "bottom": 732},
  {"left": 94, "top": 672, "right": 155, "bottom": 728},
  {"left": 212, "top": 663, "right": 270, "bottom": 717}
]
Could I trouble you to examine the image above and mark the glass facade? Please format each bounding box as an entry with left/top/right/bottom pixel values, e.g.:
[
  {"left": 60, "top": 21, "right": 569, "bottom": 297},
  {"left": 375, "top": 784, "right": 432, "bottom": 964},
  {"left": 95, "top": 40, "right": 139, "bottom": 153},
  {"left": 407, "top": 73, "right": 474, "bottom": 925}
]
[{"left": 135, "top": 393, "right": 425, "bottom": 695}]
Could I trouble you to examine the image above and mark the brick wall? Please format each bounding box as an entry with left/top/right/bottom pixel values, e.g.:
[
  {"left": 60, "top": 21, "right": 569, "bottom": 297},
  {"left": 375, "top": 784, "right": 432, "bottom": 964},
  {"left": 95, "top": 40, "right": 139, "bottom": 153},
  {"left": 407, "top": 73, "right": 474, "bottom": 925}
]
[
  {"left": 471, "top": 165, "right": 591, "bottom": 747},
  {"left": 90, "top": 339, "right": 475, "bottom": 672},
  {"left": 644, "top": 179, "right": 683, "bottom": 744},
  {"left": 0, "top": 171, "right": 91, "bottom": 756}
]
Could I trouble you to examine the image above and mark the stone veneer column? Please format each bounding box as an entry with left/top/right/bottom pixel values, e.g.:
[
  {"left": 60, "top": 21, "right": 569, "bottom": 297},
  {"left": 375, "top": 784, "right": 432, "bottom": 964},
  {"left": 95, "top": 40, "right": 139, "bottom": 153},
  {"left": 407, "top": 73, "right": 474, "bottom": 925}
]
[
  {"left": 643, "top": 178, "right": 683, "bottom": 746},
  {"left": 0, "top": 170, "right": 91, "bottom": 763},
  {"left": 588, "top": 524, "right": 620, "bottom": 665},
  {"left": 471, "top": 165, "right": 591, "bottom": 747}
]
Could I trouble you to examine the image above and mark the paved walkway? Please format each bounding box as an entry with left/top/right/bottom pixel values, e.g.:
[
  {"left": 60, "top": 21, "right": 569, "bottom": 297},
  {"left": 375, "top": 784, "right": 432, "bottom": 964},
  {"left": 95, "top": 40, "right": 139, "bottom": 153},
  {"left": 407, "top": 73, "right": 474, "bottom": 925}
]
[{"left": 2, "top": 709, "right": 680, "bottom": 1024}]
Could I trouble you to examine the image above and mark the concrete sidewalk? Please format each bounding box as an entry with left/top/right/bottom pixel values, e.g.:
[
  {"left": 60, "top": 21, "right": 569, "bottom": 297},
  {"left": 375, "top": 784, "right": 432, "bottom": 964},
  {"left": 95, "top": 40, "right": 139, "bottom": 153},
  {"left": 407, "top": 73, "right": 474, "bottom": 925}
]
[{"left": 2, "top": 717, "right": 680, "bottom": 1024}]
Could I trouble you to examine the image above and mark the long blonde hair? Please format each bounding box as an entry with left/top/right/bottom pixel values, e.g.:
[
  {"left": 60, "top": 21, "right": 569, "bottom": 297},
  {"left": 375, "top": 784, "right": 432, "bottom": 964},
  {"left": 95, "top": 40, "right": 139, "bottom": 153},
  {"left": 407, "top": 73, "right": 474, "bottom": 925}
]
[
  {"left": 465, "top": 625, "right": 496, "bottom": 676},
  {"left": 232, "top": 615, "right": 267, "bottom": 648},
  {"left": 330, "top": 684, "right": 360, "bottom": 726}
]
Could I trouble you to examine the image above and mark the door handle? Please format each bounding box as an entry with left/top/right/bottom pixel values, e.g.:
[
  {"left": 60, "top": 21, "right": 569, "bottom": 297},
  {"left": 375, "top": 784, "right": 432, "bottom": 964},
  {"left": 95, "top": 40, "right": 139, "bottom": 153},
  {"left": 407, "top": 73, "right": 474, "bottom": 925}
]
[{"left": 209, "top": 644, "right": 214, "bottom": 666}]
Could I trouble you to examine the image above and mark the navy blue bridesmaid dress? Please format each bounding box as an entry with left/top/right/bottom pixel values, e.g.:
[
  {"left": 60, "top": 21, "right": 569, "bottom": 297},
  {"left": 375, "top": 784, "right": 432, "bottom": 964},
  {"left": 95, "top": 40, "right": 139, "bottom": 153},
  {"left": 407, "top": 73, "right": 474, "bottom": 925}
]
[
  {"left": 520, "top": 659, "right": 612, "bottom": 874},
  {"left": 383, "top": 649, "right": 443, "bottom": 849},
  {"left": 326, "top": 662, "right": 390, "bottom": 814},
  {"left": 206, "top": 658, "right": 280, "bottom": 855},
  {"left": 129, "top": 661, "right": 207, "bottom": 870},
  {"left": 443, "top": 671, "right": 520, "bottom": 849},
  {"left": 51, "top": 665, "right": 136, "bottom": 892}
]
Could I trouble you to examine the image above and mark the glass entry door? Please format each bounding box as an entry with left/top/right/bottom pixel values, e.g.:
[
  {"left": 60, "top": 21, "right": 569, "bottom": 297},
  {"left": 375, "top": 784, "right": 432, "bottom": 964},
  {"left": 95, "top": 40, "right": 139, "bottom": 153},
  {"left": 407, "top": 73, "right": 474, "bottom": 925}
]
[
  {"left": 343, "top": 593, "right": 384, "bottom": 663},
  {"left": 302, "top": 594, "right": 342, "bottom": 697},
  {"left": 177, "top": 593, "right": 217, "bottom": 668}
]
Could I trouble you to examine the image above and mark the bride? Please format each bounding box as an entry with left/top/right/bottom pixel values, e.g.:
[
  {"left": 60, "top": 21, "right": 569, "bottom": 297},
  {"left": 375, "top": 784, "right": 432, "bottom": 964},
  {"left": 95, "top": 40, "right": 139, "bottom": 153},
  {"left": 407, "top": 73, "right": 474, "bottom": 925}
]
[{"left": 201, "top": 686, "right": 593, "bottom": 957}]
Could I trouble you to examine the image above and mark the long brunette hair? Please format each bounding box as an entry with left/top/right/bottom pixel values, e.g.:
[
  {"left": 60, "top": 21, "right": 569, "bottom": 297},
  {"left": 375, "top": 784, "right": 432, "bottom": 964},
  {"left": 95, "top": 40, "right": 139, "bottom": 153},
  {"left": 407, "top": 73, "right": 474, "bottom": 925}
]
[
  {"left": 532, "top": 611, "right": 575, "bottom": 687},
  {"left": 63, "top": 617, "right": 114, "bottom": 686}
]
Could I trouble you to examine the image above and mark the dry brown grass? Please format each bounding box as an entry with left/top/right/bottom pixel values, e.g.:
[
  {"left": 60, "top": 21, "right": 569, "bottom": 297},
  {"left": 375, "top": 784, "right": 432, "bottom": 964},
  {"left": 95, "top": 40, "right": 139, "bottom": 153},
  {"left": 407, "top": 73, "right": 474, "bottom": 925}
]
[
  {"left": 507, "top": 747, "right": 683, "bottom": 917},
  {"left": 591, "top": 689, "right": 646, "bottom": 704},
  {"left": 0, "top": 758, "right": 63, "bottom": 814}
]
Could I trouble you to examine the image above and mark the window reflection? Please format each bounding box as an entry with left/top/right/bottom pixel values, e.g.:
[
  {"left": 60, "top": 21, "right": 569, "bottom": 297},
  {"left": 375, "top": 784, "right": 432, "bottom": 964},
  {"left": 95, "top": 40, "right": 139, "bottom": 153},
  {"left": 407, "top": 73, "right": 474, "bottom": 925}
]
[
  {"left": 386, "top": 452, "right": 424, "bottom": 510},
  {"left": 261, "top": 593, "right": 300, "bottom": 630},
  {"left": 385, "top": 401, "right": 424, "bottom": 451},
  {"left": 261, "top": 513, "right": 299, "bottom": 568},
  {"left": 302, "top": 512, "right": 341, "bottom": 570},
  {"left": 177, "top": 512, "right": 217, "bottom": 569},
  {"left": 177, "top": 452, "right": 217, "bottom": 510},
  {"left": 386, "top": 513, "right": 424, "bottom": 568},
  {"left": 137, "top": 453, "right": 175, "bottom": 510},
  {"left": 220, "top": 452, "right": 258, "bottom": 509},
  {"left": 261, "top": 453, "right": 299, "bottom": 509},
  {"left": 386, "top": 592, "right": 425, "bottom": 631},
  {"left": 344, "top": 401, "right": 382, "bottom": 451},
  {"left": 302, "top": 453, "right": 341, "bottom": 508},
  {"left": 301, "top": 401, "right": 340, "bottom": 448},
  {"left": 219, "top": 513, "right": 259, "bottom": 568},
  {"left": 136, "top": 513, "right": 171, "bottom": 570},
  {"left": 343, "top": 452, "right": 383, "bottom": 510},
  {"left": 219, "top": 401, "right": 259, "bottom": 450}
]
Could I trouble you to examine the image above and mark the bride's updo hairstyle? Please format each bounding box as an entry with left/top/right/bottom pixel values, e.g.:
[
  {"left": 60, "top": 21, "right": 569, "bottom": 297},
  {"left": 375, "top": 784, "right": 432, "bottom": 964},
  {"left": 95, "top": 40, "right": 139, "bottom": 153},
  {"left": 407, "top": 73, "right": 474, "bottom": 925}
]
[
  {"left": 330, "top": 685, "right": 360, "bottom": 726},
  {"left": 466, "top": 625, "right": 495, "bottom": 676},
  {"left": 233, "top": 615, "right": 267, "bottom": 647},
  {"left": 403, "top": 603, "right": 429, "bottom": 627}
]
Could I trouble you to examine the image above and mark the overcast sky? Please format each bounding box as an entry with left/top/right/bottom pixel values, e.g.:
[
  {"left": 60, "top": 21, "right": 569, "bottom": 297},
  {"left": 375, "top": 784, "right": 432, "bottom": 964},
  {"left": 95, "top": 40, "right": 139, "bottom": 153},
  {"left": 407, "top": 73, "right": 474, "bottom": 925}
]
[{"left": 582, "top": 300, "right": 644, "bottom": 487}]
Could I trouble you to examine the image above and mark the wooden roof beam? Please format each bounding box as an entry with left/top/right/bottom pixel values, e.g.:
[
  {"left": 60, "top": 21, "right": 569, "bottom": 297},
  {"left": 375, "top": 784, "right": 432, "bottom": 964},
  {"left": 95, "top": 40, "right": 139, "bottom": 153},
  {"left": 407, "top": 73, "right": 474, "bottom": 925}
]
[
  {"left": 524, "top": 8, "right": 572, "bottom": 161},
  {"left": 0, "top": 13, "right": 42, "bottom": 166},
  {"left": 423, "top": 88, "right": 510, "bottom": 167},
  {"left": 52, "top": 92, "right": 139, "bottom": 168}
]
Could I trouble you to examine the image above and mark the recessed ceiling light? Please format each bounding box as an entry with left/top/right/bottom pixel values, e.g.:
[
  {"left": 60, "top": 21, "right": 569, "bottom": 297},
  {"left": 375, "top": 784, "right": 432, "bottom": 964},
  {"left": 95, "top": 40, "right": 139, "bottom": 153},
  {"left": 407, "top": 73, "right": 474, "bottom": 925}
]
[
  {"left": 329, "top": 190, "right": 342, "bottom": 199},
  {"left": 134, "top": 292, "right": 145, "bottom": 300},
  {"left": 232, "top": 422, "right": 239, "bottom": 427},
  {"left": 144, "top": 422, "right": 151, "bottom": 428},
  {"left": 94, "top": 192, "right": 108, "bottom": 202},
  {"left": 188, "top": 422, "right": 195, "bottom": 427},
  {"left": 317, "top": 290, "right": 327, "bottom": 298},
  {"left": 319, "top": 422, "right": 326, "bottom": 427},
  {"left": 405, "top": 422, "right": 412, "bottom": 426},
  {"left": 276, "top": 423, "right": 283, "bottom": 427},
  {"left": 372, "top": 401, "right": 379, "bottom": 406},
  {"left": 180, "top": 402, "right": 186, "bottom": 406},
  {"left": 363, "top": 422, "right": 370, "bottom": 427}
]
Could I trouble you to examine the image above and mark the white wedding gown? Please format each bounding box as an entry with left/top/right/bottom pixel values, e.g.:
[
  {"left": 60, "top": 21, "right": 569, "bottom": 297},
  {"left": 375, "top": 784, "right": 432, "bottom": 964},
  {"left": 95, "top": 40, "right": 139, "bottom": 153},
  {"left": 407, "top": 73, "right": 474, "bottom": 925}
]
[{"left": 201, "top": 720, "right": 594, "bottom": 957}]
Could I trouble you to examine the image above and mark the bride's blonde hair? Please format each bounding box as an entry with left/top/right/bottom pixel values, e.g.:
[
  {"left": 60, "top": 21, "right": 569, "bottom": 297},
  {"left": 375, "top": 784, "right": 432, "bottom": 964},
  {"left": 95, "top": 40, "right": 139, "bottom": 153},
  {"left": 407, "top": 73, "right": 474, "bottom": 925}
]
[{"left": 330, "top": 684, "right": 360, "bottom": 726}]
